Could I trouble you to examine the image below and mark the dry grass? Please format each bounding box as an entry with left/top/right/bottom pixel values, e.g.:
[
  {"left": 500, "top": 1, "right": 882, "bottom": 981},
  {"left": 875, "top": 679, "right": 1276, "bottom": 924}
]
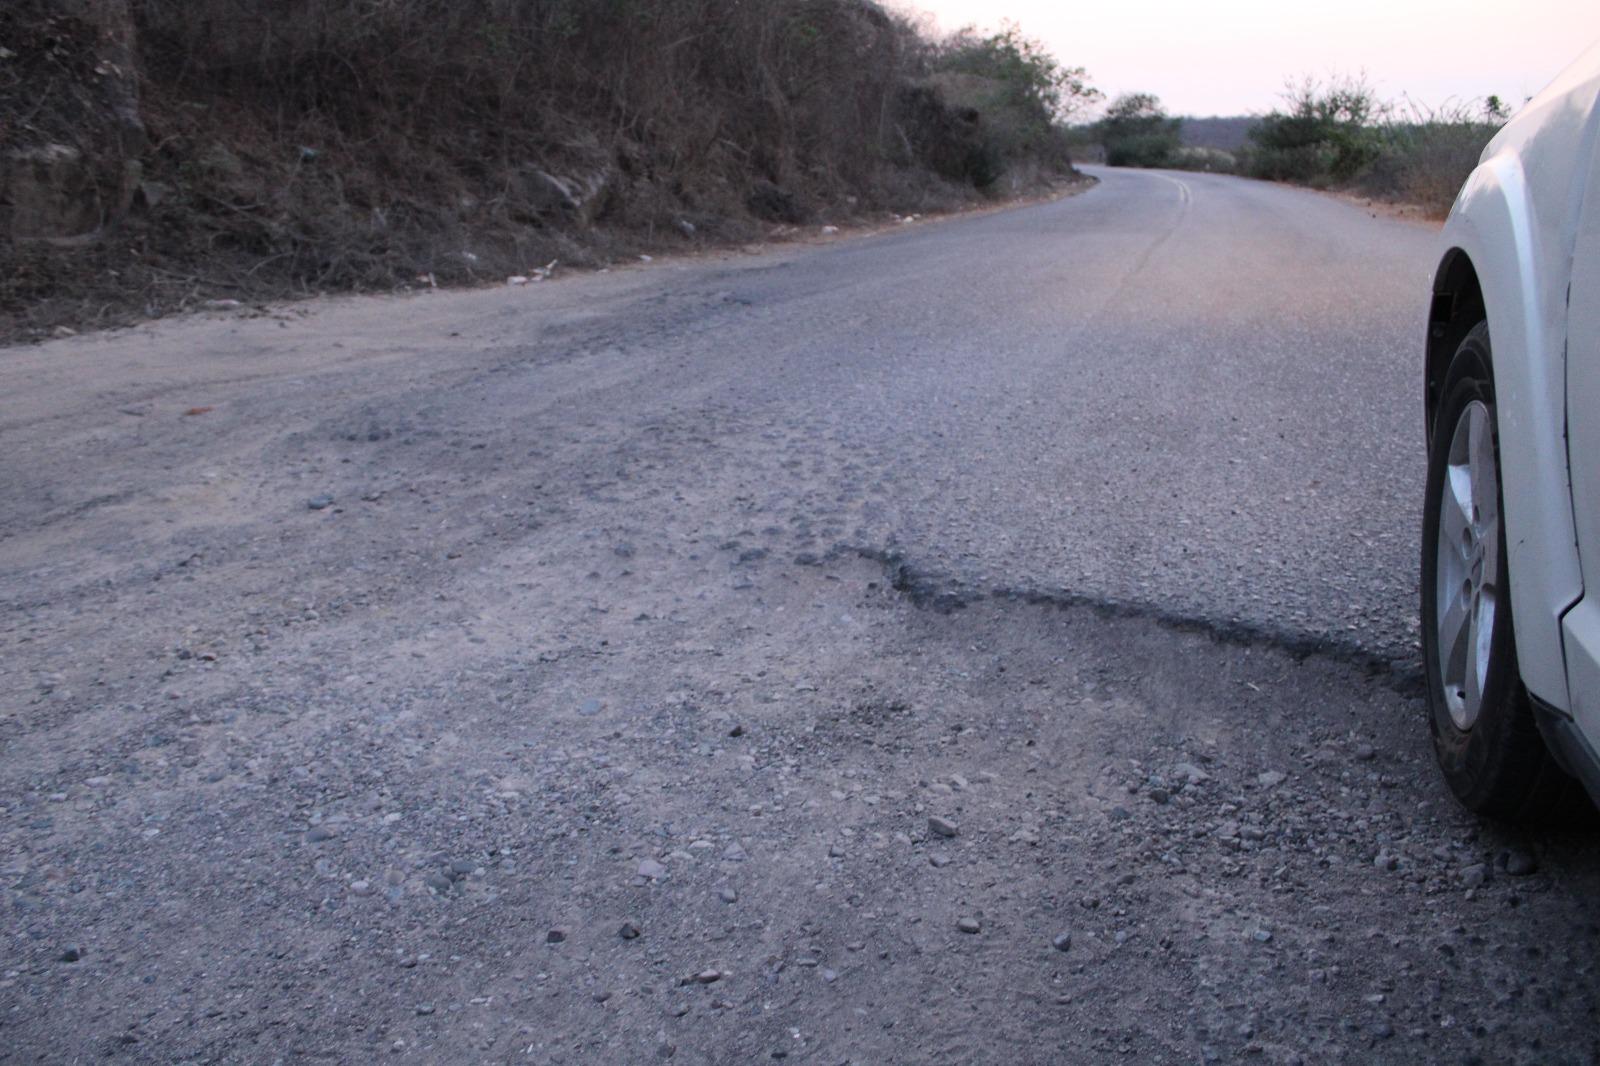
[{"left": 2, "top": 0, "right": 1083, "bottom": 342}]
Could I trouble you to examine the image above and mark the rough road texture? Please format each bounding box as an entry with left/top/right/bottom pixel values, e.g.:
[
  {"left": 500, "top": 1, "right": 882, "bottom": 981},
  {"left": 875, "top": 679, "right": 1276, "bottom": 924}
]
[{"left": 3, "top": 168, "right": 1599, "bottom": 1064}]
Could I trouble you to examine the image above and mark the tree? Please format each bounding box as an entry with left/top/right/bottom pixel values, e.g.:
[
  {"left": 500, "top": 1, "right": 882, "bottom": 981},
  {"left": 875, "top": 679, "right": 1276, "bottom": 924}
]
[
  {"left": 937, "top": 22, "right": 1101, "bottom": 128},
  {"left": 929, "top": 23, "right": 1100, "bottom": 182},
  {"left": 1095, "top": 92, "right": 1181, "bottom": 168}
]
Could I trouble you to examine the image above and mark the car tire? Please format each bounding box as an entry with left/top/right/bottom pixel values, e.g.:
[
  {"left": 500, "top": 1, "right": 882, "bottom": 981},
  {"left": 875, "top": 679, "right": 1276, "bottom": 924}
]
[{"left": 1422, "top": 323, "right": 1573, "bottom": 820}]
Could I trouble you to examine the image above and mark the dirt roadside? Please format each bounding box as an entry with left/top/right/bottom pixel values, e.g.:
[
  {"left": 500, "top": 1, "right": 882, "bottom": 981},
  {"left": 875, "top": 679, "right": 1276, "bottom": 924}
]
[{"left": 3, "top": 175, "right": 1095, "bottom": 350}]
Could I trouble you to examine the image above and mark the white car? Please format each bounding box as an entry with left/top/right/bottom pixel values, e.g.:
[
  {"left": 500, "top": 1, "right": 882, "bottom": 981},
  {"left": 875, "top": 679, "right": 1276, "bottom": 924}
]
[{"left": 1423, "top": 42, "right": 1600, "bottom": 818}]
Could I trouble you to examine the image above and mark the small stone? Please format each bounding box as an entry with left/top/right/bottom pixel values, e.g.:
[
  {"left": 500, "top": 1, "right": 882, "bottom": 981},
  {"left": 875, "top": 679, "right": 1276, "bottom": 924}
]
[
  {"left": 928, "top": 816, "right": 959, "bottom": 838},
  {"left": 578, "top": 698, "right": 602, "bottom": 717},
  {"left": 821, "top": 968, "right": 838, "bottom": 983},
  {"left": 449, "top": 859, "right": 477, "bottom": 876},
  {"left": 929, "top": 853, "right": 952, "bottom": 868},
  {"left": 956, "top": 917, "right": 981, "bottom": 934},
  {"left": 722, "top": 842, "right": 748, "bottom": 862},
  {"left": 1373, "top": 852, "right": 1398, "bottom": 872},
  {"left": 718, "top": 887, "right": 738, "bottom": 903},
  {"left": 424, "top": 872, "right": 453, "bottom": 894},
  {"left": 58, "top": 945, "right": 82, "bottom": 963},
  {"left": 415, "top": 1004, "right": 435, "bottom": 1016},
  {"left": 828, "top": 843, "right": 845, "bottom": 858},
  {"left": 1148, "top": 788, "right": 1170, "bottom": 805},
  {"left": 1251, "top": 928, "right": 1273, "bottom": 943},
  {"left": 694, "top": 969, "right": 722, "bottom": 984},
  {"left": 305, "top": 826, "right": 336, "bottom": 843},
  {"left": 546, "top": 929, "right": 567, "bottom": 944},
  {"left": 638, "top": 858, "right": 668, "bottom": 880},
  {"left": 1108, "top": 806, "right": 1131, "bottom": 821},
  {"left": 349, "top": 879, "right": 374, "bottom": 896},
  {"left": 1173, "top": 762, "right": 1210, "bottom": 786},
  {"left": 1460, "top": 863, "right": 1489, "bottom": 888},
  {"left": 619, "top": 922, "right": 641, "bottom": 940},
  {"left": 307, "top": 495, "right": 334, "bottom": 511},
  {"left": 1052, "top": 932, "right": 1072, "bottom": 953},
  {"left": 1354, "top": 743, "right": 1377, "bottom": 762},
  {"left": 1257, "top": 770, "right": 1287, "bottom": 788},
  {"left": 1503, "top": 848, "right": 1538, "bottom": 877},
  {"left": 728, "top": 724, "right": 745, "bottom": 738}
]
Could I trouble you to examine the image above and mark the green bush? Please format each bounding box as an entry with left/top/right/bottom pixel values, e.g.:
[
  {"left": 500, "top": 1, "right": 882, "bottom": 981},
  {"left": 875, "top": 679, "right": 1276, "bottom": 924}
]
[
  {"left": 1240, "top": 79, "right": 1503, "bottom": 213},
  {"left": 1095, "top": 93, "right": 1182, "bottom": 168},
  {"left": 928, "top": 23, "right": 1099, "bottom": 185},
  {"left": 1246, "top": 77, "right": 1383, "bottom": 185}
]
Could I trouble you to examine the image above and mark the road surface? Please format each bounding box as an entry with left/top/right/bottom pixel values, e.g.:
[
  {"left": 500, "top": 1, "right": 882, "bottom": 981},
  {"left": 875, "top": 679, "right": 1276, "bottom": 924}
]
[{"left": 3, "top": 168, "right": 1597, "bottom": 1064}]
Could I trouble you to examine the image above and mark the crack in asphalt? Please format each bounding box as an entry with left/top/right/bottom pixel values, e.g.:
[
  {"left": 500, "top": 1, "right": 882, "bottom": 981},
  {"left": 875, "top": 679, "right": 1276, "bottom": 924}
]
[{"left": 846, "top": 544, "right": 1425, "bottom": 696}]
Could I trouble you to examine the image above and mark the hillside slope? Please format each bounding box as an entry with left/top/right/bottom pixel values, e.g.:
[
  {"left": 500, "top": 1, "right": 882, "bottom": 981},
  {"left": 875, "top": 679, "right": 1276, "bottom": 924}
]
[{"left": 1, "top": 0, "right": 1084, "bottom": 342}]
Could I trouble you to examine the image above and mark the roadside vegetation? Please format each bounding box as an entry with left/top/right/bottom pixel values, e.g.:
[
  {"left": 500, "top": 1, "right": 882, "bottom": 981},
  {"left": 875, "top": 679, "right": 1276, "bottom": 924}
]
[
  {"left": 1, "top": 1, "right": 1096, "bottom": 342},
  {"left": 1088, "top": 76, "right": 1507, "bottom": 216},
  {"left": 1093, "top": 93, "right": 1183, "bottom": 168}
]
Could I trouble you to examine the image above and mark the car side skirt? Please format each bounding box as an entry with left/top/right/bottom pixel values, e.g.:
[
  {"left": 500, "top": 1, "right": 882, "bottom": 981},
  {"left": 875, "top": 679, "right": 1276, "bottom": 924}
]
[{"left": 1533, "top": 693, "right": 1600, "bottom": 811}]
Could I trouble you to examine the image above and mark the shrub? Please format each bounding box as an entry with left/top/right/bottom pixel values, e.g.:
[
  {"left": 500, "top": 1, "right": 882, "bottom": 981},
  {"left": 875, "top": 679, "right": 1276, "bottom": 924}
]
[
  {"left": 1241, "top": 78, "right": 1504, "bottom": 214},
  {"left": 1355, "top": 100, "right": 1501, "bottom": 214},
  {"left": 927, "top": 23, "right": 1099, "bottom": 185},
  {"left": 1095, "top": 93, "right": 1182, "bottom": 168},
  {"left": 1246, "top": 76, "right": 1384, "bottom": 185},
  {"left": 1167, "top": 146, "right": 1237, "bottom": 173}
]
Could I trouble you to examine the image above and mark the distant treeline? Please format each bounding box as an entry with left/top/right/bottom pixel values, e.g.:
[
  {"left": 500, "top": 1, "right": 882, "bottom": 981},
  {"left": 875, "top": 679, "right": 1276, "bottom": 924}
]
[{"left": 1080, "top": 78, "right": 1507, "bottom": 216}]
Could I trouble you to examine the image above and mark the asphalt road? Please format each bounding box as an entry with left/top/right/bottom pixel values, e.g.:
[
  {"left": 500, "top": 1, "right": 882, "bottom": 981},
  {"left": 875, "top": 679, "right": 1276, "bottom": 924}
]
[
  {"left": 4, "top": 167, "right": 1434, "bottom": 666},
  {"left": 5, "top": 169, "right": 1597, "bottom": 1065}
]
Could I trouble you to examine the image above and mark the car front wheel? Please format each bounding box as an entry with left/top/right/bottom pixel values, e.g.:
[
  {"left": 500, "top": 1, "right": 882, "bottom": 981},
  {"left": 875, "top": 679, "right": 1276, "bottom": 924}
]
[{"left": 1422, "top": 323, "right": 1571, "bottom": 819}]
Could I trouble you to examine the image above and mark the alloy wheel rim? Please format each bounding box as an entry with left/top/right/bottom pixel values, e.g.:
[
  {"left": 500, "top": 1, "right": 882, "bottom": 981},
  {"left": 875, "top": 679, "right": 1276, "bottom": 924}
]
[{"left": 1435, "top": 399, "right": 1500, "bottom": 732}]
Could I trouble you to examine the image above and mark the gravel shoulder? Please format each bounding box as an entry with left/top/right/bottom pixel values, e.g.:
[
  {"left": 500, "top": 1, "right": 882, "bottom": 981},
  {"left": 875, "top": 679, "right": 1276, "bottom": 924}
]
[{"left": 3, "top": 175, "right": 1597, "bottom": 1065}]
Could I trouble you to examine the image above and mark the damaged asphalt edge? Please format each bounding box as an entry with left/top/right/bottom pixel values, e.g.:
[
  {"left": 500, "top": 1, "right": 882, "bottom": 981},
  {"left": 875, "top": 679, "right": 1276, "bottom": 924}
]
[{"left": 841, "top": 544, "right": 1425, "bottom": 697}]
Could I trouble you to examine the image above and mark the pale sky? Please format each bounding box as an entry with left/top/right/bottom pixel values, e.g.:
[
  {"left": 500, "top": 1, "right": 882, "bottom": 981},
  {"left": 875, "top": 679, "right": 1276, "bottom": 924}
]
[{"left": 897, "top": 0, "right": 1600, "bottom": 117}]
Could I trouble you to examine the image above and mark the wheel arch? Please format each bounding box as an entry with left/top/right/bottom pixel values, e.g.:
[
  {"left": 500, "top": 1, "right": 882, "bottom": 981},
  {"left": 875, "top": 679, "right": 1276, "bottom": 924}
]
[{"left": 1425, "top": 248, "right": 1487, "bottom": 445}]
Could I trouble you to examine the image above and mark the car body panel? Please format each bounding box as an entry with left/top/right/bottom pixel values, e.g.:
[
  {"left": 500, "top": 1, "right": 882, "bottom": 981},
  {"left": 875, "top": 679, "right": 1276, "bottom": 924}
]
[
  {"left": 1562, "top": 108, "right": 1600, "bottom": 743},
  {"left": 1435, "top": 42, "right": 1600, "bottom": 713}
]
